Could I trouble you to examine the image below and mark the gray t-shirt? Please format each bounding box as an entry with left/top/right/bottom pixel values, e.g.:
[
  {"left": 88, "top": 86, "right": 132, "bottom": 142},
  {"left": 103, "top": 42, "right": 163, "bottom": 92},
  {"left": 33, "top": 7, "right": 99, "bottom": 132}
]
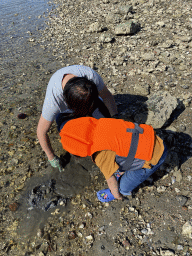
[{"left": 42, "top": 65, "right": 105, "bottom": 122}]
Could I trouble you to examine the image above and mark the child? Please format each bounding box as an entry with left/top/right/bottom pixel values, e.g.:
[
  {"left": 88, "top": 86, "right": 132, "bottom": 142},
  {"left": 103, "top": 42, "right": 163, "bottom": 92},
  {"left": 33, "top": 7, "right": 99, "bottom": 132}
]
[{"left": 59, "top": 117, "right": 167, "bottom": 202}]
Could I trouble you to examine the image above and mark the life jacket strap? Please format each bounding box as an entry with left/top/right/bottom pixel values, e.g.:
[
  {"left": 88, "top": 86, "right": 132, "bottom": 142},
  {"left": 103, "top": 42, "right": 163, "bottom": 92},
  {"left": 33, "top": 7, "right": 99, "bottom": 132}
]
[{"left": 121, "top": 123, "right": 144, "bottom": 171}]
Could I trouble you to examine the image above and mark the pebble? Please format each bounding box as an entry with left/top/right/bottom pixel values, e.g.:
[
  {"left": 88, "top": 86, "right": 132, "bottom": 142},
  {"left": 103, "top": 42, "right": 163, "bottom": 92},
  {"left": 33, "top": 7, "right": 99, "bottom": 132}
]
[
  {"left": 160, "top": 249, "right": 175, "bottom": 256},
  {"left": 37, "top": 228, "right": 44, "bottom": 238},
  {"left": 177, "top": 245, "right": 184, "bottom": 250},
  {"left": 86, "top": 234, "right": 93, "bottom": 241},
  {"left": 175, "top": 188, "right": 181, "bottom": 193},
  {"left": 17, "top": 113, "right": 27, "bottom": 119},
  {"left": 157, "top": 186, "right": 166, "bottom": 193},
  {"left": 79, "top": 223, "right": 85, "bottom": 229},
  {"left": 171, "top": 176, "right": 176, "bottom": 184},
  {"left": 122, "top": 240, "right": 130, "bottom": 250},
  {"left": 173, "top": 170, "right": 182, "bottom": 183},
  {"left": 68, "top": 231, "right": 77, "bottom": 240},
  {"left": 176, "top": 195, "right": 188, "bottom": 206},
  {"left": 9, "top": 202, "right": 19, "bottom": 211}
]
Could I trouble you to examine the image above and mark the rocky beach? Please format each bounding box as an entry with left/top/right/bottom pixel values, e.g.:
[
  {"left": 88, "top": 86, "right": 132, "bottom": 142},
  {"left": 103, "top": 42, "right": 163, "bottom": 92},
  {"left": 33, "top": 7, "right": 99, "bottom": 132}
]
[{"left": 0, "top": 0, "right": 192, "bottom": 255}]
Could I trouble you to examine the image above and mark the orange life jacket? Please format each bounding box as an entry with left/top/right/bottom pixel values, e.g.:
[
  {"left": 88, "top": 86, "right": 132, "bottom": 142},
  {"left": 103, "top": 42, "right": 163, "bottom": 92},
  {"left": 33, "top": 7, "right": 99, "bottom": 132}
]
[{"left": 59, "top": 117, "right": 155, "bottom": 167}]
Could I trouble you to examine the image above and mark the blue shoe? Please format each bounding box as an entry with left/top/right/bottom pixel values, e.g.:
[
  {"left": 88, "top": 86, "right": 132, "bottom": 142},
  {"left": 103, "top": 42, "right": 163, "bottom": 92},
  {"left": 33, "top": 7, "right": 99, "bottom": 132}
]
[
  {"left": 97, "top": 188, "right": 115, "bottom": 202},
  {"left": 114, "top": 172, "right": 121, "bottom": 181}
]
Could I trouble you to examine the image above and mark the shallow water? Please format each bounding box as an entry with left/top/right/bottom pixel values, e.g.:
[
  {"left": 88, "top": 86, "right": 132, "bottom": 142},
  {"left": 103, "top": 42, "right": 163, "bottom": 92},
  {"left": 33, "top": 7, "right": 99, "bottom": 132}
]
[
  {"left": 0, "top": 0, "right": 61, "bottom": 98},
  {"left": 0, "top": 0, "right": 51, "bottom": 47}
]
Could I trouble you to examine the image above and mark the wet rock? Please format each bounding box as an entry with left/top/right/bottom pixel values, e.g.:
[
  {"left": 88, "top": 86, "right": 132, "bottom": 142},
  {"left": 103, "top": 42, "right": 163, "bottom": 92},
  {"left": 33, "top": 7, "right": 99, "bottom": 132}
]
[
  {"left": 114, "top": 21, "right": 140, "bottom": 35},
  {"left": 122, "top": 240, "right": 130, "bottom": 249},
  {"left": 27, "top": 179, "right": 67, "bottom": 211},
  {"left": 68, "top": 231, "right": 77, "bottom": 240},
  {"left": 17, "top": 113, "right": 27, "bottom": 119},
  {"left": 9, "top": 202, "right": 19, "bottom": 211}
]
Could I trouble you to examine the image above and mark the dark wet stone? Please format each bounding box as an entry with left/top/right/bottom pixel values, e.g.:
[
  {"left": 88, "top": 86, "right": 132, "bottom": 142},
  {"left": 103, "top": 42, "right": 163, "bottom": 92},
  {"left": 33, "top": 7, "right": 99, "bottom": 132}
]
[
  {"left": 9, "top": 202, "right": 19, "bottom": 211},
  {"left": 68, "top": 231, "right": 77, "bottom": 240},
  {"left": 18, "top": 113, "right": 27, "bottom": 119}
]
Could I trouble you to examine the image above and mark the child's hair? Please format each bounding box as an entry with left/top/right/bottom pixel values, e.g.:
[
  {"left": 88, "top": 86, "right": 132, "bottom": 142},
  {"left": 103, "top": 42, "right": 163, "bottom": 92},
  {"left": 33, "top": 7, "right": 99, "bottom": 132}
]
[{"left": 63, "top": 77, "right": 99, "bottom": 117}]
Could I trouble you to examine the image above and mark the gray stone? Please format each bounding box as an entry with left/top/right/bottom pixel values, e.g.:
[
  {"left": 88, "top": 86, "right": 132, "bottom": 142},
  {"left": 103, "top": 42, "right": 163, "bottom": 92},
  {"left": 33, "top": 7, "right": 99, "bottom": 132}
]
[
  {"left": 114, "top": 21, "right": 140, "bottom": 35},
  {"left": 173, "top": 169, "right": 182, "bottom": 183},
  {"left": 182, "top": 221, "right": 192, "bottom": 238},
  {"left": 160, "top": 249, "right": 175, "bottom": 256},
  {"left": 118, "top": 5, "right": 133, "bottom": 15},
  {"left": 176, "top": 195, "right": 188, "bottom": 206},
  {"left": 99, "top": 33, "right": 114, "bottom": 43},
  {"left": 134, "top": 84, "right": 150, "bottom": 96},
  {"left": 142, "top": 53, "right": 155, "bottom": 61},
  {"left": 134, "top": 91, "right": 178, "bottom": 128},
  {"left": 105, "top": 14, "right": 121, "bottom": 24},
  {"left": 88, "top": 22, "right": 106, "bottom": 33}
]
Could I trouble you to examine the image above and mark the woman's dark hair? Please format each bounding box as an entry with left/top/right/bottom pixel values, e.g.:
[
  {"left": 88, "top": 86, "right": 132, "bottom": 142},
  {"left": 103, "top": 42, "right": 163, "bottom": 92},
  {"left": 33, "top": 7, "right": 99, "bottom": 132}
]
[
  {"left": 56, "top": 76, "right": 111, "bottom": 132},
  {"left": 63, "top": 77, "right": 99, "bottom": 117}
]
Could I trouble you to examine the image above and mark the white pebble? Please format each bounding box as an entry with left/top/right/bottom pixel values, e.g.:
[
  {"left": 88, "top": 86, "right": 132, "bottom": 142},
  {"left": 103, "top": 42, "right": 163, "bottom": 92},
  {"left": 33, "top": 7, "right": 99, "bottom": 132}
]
[{"left": 175, "top": 188, "right": 180, "bottom": 193}]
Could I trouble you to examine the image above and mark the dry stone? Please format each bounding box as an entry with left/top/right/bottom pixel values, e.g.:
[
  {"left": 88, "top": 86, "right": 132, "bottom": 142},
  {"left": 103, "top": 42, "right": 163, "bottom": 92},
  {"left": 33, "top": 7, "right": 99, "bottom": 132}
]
[
  {"left": 182, "top": 221, "right": 192, "bottom": 238},
  {"left": 118, "top": 5, "right": 133, "bottom": 15},
  {"left": 88, "top": 22, "right": 105, "bottom": 33},
  {"left": 114, "top": 21, "right": 140, "bottom": 35},
  {"left": 105, "top": 14, "right": 121, "bottom": 24},
  {"left": 134, "top": 84, "right": 150, "bottom": 96},
  {"left": 99, "top": 33, "right": 114, "bottom": 43},
  {"left": 134, "top": 91, "right": 178, "bottom": 128}
]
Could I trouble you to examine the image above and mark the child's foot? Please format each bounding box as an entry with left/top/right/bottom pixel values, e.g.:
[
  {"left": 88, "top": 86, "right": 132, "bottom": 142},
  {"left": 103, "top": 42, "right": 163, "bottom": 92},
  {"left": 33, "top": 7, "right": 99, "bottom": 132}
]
[{"left": 97, "top": 188, "right": 115, "bottom": 202}]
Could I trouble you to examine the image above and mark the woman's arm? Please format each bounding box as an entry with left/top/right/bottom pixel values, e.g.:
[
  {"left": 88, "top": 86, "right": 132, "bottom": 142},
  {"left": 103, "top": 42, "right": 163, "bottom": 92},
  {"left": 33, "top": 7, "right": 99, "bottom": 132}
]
[
  {"left": 99, "top": 86, "right": 118, "bottom": 117},
  {"left": 37, "top": 115, "right": 55, "bottom": 160}
]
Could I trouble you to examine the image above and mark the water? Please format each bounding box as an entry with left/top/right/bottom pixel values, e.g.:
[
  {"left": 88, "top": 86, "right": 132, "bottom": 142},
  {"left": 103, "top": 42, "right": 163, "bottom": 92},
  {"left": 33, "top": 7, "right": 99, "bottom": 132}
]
[
  {"left": 0, "top": 0, "right": 62, "bottom": 104},
  {"left": 0, "top": 0, "right": 51, "bottom": 47}
]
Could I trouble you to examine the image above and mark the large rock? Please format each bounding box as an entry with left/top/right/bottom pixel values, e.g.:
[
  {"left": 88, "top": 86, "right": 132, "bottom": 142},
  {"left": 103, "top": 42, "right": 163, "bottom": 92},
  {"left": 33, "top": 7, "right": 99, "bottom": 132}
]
[
  {"left": 182, "top": 221, "right": 192, "bottom": 238},
  {"left": 134, "top": 91, "right": 178, "bottom": 128},
  {"left": 114, "top": 21, "right": 140, "bottom": 35}
]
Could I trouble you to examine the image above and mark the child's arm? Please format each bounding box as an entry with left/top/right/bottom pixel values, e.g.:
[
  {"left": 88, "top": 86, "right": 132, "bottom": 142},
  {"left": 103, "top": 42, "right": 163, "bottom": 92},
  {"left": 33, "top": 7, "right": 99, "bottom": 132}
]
[{"left": 106, "top": 175, "right": 123, "bottom": 200}]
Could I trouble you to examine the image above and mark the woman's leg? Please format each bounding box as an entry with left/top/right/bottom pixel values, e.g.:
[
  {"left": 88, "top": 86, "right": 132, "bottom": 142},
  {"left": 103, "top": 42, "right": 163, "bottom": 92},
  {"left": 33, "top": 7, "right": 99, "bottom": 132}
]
[{"left": 119, "top": 146, "right": 168, "bottom": 196}]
